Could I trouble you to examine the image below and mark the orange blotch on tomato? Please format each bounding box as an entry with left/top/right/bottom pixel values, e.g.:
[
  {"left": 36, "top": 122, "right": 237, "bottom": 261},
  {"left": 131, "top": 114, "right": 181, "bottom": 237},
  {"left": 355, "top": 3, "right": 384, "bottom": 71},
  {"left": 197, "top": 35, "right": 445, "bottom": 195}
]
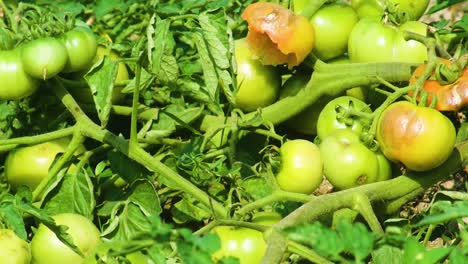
[
  {"left": 409, "top": 59, "right": 468, "bottom": 111},
  {"left": 241, "top": 2, "right": 315, "bottom": 68}
]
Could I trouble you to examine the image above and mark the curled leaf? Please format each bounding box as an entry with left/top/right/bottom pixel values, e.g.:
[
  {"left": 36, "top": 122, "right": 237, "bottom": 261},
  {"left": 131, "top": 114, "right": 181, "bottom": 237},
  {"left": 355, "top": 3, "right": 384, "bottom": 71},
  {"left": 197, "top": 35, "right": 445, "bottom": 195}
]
[{"left": 241, "top": 2, "right": 315, "bottom": 68}]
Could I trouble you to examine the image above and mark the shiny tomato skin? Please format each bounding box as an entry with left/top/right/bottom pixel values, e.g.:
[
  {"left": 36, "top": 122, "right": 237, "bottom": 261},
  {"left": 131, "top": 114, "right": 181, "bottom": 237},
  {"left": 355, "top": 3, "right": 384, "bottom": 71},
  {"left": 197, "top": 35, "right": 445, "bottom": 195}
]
[
  {"left": 234, "top": 38, "right": 281, "bottom": 112},
  {"left": 348, "top": 18, "right": 428, "bottom": 63},
  {"left": 276, "top": 139, "right": 323, "bottom": 194},
  {"left": 309, "top": 3, "right": 359, "bottom": 61},
  {"left": 319, "top": 129, "right": 382, "bottom": 190},
  {"left": 376, "top": 101, "right": 456, "bottom": 171},
  {"left": 21, "top": 37, "right": 68, "bottom": 79},
  {"left": 0, "top": 49, "right": 40, "bottom": 100},
  {"left": 316, "top": 96, "right": 372, "bottom": 140},
  {"left": 0, "top": 229, "right": 31, "bottom": 264},
  {"left": 211, "top": 226, "right": 266, "bottom": 264},
  {"left": 30, "top": 213, "right": 101, "bottom": 264},
  {"left": 4, "top": 138, "right": 83, "bottom": 191},
  {"left": 351, "top": 0, "right": 430, "bottom": 21},
  {"left": 61, "top": 27, "right": 98, "bottom": 73}
]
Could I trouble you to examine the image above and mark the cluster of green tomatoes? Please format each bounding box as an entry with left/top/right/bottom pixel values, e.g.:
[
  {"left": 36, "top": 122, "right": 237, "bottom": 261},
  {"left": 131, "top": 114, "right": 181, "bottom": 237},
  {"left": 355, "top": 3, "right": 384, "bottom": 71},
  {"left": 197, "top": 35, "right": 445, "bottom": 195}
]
[{"left": 0, "top": 26, "right": 98, "bottom": 100}]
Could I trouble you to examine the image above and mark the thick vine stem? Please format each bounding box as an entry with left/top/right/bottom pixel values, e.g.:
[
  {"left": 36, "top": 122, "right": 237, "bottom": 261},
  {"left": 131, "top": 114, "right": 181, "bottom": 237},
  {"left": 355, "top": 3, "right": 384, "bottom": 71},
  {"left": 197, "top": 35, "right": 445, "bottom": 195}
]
[
  {"left": 0, "top": 126, "right": 76, "bottom": 152},
  {"left": 200, "top": 61, "right": 416, "bottom": 132},
  {"left": 50, "top": 79, "right": 229, "bottom": 218},
  {"left": 350, "top": 192, "right": 384, "bottom": 235},
  {"left": 261, "top": 141, "right": 468, "bottom": 263}
]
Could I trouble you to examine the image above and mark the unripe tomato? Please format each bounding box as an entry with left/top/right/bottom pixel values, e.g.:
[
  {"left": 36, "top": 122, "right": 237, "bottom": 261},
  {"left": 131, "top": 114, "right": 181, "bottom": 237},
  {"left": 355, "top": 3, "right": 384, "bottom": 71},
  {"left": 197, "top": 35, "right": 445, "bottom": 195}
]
[
  {"left": 377, "top": 101, "right": 456, "bottom": 171},
  {"left": 348, "top": 18, "right": 428, "bottom": 63},
  {"left": 62, "top": 27, "right": 98, "bottom": 73},
  {"left": 234, "top": 38, "right": 281, "bottom": 112},
  {"left": 319, "top": 129, "right": 390, "bottom": 190},
  {"left": 4, "top": 138, "right": 84, "bottom": 191},
  {"left": 316, "top": 96, "right": 372, "bottom": 140},
  {"left": 0, "top": 49, "right": 40, "bottom": 100},
  {"left": 21, "top": 37, "right": 68, "bottom": 79},
  {"left": 30, "top": 213, "right": 101, "bottom": 264},
  {"left": 212, "top": 226, "right": 265, "bottom": 264},
  {"left": 0, "top": 229, "right": 31, "bottom": 264},
  {"left": 309, "top": 2, "right": 359, "bottom": 60},
  {"left": 275, "top": 139, "right": 323, "bottom": 194},
  {"left": 351, "top": 0, "right": 430, "bottom": 21}
]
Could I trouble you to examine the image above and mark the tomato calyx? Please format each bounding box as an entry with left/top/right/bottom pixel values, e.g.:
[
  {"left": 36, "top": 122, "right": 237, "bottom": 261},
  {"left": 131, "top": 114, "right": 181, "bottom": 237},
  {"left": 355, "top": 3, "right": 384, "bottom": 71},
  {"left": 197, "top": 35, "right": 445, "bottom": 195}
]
[
  {"left": 409, "top": 58, "right": 468, "bottom": 111},
  {"left": 241, "top": 2, "right": 315, "bottom": 69}
]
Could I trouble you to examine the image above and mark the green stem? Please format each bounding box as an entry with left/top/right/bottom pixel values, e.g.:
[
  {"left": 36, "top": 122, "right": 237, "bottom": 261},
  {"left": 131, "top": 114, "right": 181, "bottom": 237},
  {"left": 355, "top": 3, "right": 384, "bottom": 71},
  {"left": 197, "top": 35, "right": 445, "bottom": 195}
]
[
  {"left": 201, "top": 61, "right": 416, "bottom": 132},
  {"left": 51, "top": 79, "right": 228, "bottom": 218},
  {"left": 80, "top": 104, "right": 159, "bottom": 120},
  {"left": 235, "top": 190, "right": 313, "bottom": 217},
  {"left": 130, "top": 63, "right": 141, "bottom": 147},
  {"left": 299, "top": 0, "right": 328, "bottom": 19},
  {"left": 288, "top": 240, "right": 333, "bottom": 264},
  {"left": 350, "top": 193, "right": 384, "bottom": 235},
  {"left": 0, "top": 126, "right": 75, "bottom": 148}
]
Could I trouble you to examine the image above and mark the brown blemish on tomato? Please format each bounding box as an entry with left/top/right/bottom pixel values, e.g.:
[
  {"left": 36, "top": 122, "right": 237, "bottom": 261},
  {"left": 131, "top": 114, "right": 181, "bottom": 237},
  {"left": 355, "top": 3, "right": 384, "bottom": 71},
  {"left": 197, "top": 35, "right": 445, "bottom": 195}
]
[{"left": 241, "top": 2, "right": 315, "bottom": 68}]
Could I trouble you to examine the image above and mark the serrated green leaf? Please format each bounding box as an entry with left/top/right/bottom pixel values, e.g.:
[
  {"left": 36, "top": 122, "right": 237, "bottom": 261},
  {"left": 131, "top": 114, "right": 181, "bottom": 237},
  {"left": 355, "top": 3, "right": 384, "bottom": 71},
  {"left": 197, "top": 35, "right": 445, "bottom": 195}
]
[
  {"left": 427, "top": 1, "right": 467, "bottom": 15},
  {"left": 41, "top": 169, "right": 95, "bottom": 219},
  {"left": 147, "top": 104, "right": 203, "bottom": 139},
  {"left": 148, "top": 16, "right": 179, "bottom": 84},
  {"left": 337, "top": 220, "right": 376, "bottom": 261},
  {"left": 85, "top": 56, "right": 119, "bottom": 128},
  {"left": 403, "top": 238, "right": 451, "bottom": 264},
  {"left": 372, "top": 245, "right": 404, "bottom": 264},
  {"left": 199, "top": 13, "right": 229, "bottom": 69},
  {"left": 194, "top": 32, "right": 219, "bottom": 101},
  {"left": 128, "top": 181, "right": 162, "bottom": 216},
  {"left": 0, "top": 202, "right": 27, "bottom": 240},
  {"left": 414, "top": 200, "right": 468, "bottom": 227}
]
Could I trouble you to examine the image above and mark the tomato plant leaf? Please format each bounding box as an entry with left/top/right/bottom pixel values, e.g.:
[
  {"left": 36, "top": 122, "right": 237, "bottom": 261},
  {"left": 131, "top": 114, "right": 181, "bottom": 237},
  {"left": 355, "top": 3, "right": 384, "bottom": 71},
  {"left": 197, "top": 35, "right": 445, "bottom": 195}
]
[
  {"left": 371, "top": 245, "right": 404, "bottom": 264},
  {"left": 403, "top": 237, "right": 452, "bottom": 264},
  {"left": 148, "top": 16, "right": 179, "bottom": 84},
  {"left": 427, "top": 0, "right": 467, "bottom": 15},
  {"left": 0, "top": 197, "right": 28, "bottom": 240},
  {"left": 194, "top": 32, "right": 220, "bottom": 103},
  {"left": 146, "top": 104, "right": 203, "bottom": 140},
  {"left": 171, "top": 194, "right": 212, "bottom": 223},
  {"left": 177, "top": 230, "right": 220, "bottom": 264},
  {"left": 101, "top": 180, "right": 160, "bottom": 241},
  {"left": 41, "top": 169, "right": 96, "bottom": 219},
  {"left": 92, "top": 0, "right": 134, "bottom": 19},
  {"left": 128, "top": 180, "right": 162, "bottom": 216},
  {"left": 85, "top": 56, "right": 119, "bottom": 128},
  {"left": 414, "top": 200, "right": 468, "bottom": 227}
]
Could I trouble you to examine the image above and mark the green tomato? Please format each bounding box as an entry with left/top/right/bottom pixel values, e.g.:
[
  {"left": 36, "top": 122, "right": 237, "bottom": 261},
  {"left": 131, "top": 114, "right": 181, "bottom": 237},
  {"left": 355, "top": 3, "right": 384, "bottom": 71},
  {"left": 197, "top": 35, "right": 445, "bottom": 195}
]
[
  {"left": 376, "top": 101, "right": 456, "bottom": 171},
  {"left": 351, "top": 0, "right": 430, "bottom": 21},
  {"left": 348, "top": 18, "right": 428, "bottom": 63},
  {"left": 279, "top": 73, "right": 334, "bottom": 135},
  {"left": 21, "top": 37, "right": 68, "bottom": 79},
  {"left": 316, "top": 96, "right": 372, "bottom": 140},
  {"left": 4, "top": 138, "right": 83, "bottom": 191},
  {"left": 276, "top": 139, "right": 323, "bottom": 194},
  {"left": 309, "top": 2, "right": 359, "bottom": 61},
  {"left": 0, "top": 229, "right": 31, "bottom": 264},
  {"left": 61, "top": 26, "right": 98, "bottom": 73},
  {"left": 0, "top": 49, "right": 39, "bottom": 100},
  {"left": 31, "top": 213, "right": 101, "bottom": 264},
  {"left": 212, "top": 226, "right": 266, "bottom": 264},
  {"left": 234, "top": 38, "right": 281, "bottom": 112},
  {"left": 319, "top": 129, "right": 388, "bottom": 190}
]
